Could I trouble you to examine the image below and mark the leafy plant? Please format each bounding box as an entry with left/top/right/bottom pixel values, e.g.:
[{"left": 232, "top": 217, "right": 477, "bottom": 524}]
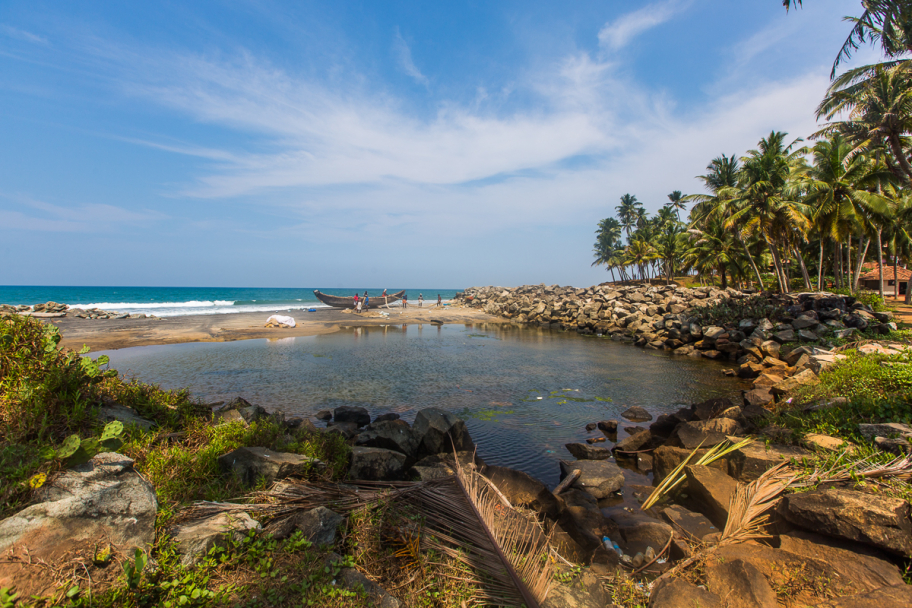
[
  {"left": 0, "top": 587, "right": 19, "bottom": 608},
  {"left": 43, "top": 420, "right": 124, "bottom": 467},
  {"left": 123, "top": 547, "right": 146, "bottom": 589}
]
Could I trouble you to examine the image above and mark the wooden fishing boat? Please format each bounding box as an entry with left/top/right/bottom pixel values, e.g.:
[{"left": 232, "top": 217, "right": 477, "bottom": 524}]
[{"left": 313, "top": 289, "right": 406, "bottom": 309}]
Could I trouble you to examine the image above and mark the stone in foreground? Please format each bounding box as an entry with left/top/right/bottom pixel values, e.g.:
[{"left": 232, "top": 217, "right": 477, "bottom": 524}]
[
  {"left": 559, "top": 460, "right": 624, "bottom": 499},
  {"left": 333, "top": 405, "right": 371, "bottom": 427},
  {"left": 218, "top": 446, "right": 323, "bottom": 486},
  {"left": 649, "top": 577, "right": 721, "bottom": 608},
  {"left": 348, "top": 446, "right": 407, "bottom": 481},
  {"left": 411, "top": 407, "right": 474, "bottom": 457},
  {"left": 295, "top": 506, "right": 343, "bottom": 547},
  {"left": 564, "top": 443, "right": 611, "bottom": 460},
  {"left": 172, "top": 512, "right": 260, "bottom": 565}
]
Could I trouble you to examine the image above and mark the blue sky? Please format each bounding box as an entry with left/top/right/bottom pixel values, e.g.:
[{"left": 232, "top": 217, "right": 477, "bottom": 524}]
[{"left": 0, "top": 0, "right": 877, "bottom": 288}]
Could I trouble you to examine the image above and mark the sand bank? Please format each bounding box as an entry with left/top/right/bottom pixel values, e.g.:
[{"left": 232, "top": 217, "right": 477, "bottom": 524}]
[{"left": 48, "top": 304, "right": 506, "bottom": 351}]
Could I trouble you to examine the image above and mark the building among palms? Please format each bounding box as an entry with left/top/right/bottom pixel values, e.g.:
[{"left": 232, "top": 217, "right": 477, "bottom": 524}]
[{"left": 860, "top": 262, "right": 911, "bottom": 296}]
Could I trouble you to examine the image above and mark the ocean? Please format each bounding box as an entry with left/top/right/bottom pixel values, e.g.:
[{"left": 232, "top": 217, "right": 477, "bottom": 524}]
[{"left": 0, "top": 286, "right": 463, "bottom": 317}]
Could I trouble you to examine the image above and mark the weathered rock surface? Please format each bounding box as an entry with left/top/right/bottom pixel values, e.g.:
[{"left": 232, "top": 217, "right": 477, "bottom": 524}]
[
  {"left": 858, "top": 422, "right": 912, "bottom": 442},
  {"left": 621, "top": 406, "right": 653, "bottom": 422},
  {"left": 214, "top": 397, "right": 267, "bottom": 424},
  {"left": 348, "top": 447, "right": 407, "bottom": 481},
  {"left": 705, "top": 558, "right": 777, "bottom": 608},
  {"left": 649, "top": 577, "right": 721, "bottom": 608},
  {"left": 543, "top": 571, "right": 611, "bottom": 608},
  {"left": 355, "top": 419, "right": 418, "bottom": 460},
  {"left": 411, "top": 407, "right": 474, "bottom": 457},
  {"left": 172, "top": 512, "right": 260, "bottom": 565},
  {"left": 807, "top": 584, "right": 912, "bottom": 607},
  {"left": 779, "top": 488, "right": 912, "bottom": 556},
  {"left": 218, "top": 446, "right": 323, "bottom": 486},
  {"left": 295, "top": 506, "right": 343, "bottom": 547},
  {"left": 339, "top": 567, "right": 400, "bottom": 607},
  {"left": 560, "top": 460, "right": 624, "bottom": 499},
  {"left": 683, "top": 465, "right": 737, "bottom": 527},
  {"left": 98, "top": 403, "right": 155, "bottom": 431},
  {"left": 482, "top": 465, "right": 562, "bottom": 518},
  {"left": 333, "top": 405, "right": 371, "bottom": 427},
  {"left": 409, "top": 451, "right": 485, "bottom": 480},
  {"left": 660, "top": 505, "right": 718, "bottom": 541},
  {"left": 565, "top": 443, "right": 612, "bottom": 460}
]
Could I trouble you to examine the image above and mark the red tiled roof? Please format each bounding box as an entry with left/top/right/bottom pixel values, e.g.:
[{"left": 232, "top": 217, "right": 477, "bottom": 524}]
[{"left": 860, "top": 263, "right": 912, "bottom": 282}]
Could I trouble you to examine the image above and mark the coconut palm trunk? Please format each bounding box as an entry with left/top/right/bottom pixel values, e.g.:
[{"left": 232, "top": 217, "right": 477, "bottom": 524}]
[
  {"left": 877, "top": 229, "right": 885, "bottom": 300},
  {"left": 794, "top": 246, "right": 812, "bottom": 290},
  {"left": 852, "top": 237, "right": 870, "bottom": 291}
]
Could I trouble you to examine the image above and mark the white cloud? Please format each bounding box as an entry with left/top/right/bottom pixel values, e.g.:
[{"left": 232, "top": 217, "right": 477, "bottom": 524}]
[
  {"left": 597, "top": 1, "right": 689, "bottom": 51},
  {"left": 0, "top": 25, "right": 48, "bottom": 45},
  {"left": 393, "top": 27, "right": 429, "bottom": 87},
  {"left": 0, "top": 194, "right": 166, "bottom": 232}
]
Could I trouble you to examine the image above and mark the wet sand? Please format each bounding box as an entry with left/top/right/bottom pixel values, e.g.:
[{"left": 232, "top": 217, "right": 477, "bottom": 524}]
[{"left": 48, "top": 304, "right": 506, "bottom": 351}]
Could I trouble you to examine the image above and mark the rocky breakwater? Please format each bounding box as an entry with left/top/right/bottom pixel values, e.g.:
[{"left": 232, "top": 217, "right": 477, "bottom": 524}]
[
  {"left": 457, "top": 284, "right": 897, "bottom": 406},
  {"left": 0, "top": 301, "right": 155, "bottom": 320}
]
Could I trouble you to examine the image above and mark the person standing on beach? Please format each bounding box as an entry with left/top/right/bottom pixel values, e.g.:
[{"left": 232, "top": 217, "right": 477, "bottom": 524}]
[
  {"left": 419, "top": 293, "right": 424, "bottom": 307},
  {"left": 382, "top": 288, "right": 389, "bottom": 308},
  {"left": 353, "top": 293, "right": 359, "bottom": 312},
  {"left": 402, "top": 293, "right": 408, "bottom": 308},
  {"left": 364, "top": 293, "right": 370, "bottom": 310},
  {"left": 437, "top": 294, "right": 442, "bottom": 307}
]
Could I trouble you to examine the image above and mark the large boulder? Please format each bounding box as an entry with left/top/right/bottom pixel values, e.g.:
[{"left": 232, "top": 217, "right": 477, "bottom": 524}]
[
  {"left": 779, "top": 488, "right": 912, "bottom": 557},
  {"left": 0, "top": 453, "right": 158, "bottom": 592},
  {"left": 218, "top": 447, "right": 323, "bottom": 486},
  {"left": 771, "top": 369, "right": 820, "bottom": 395},
  {"left": 660, "top": 505, "right": 718, "bottom": 541},
  {"left": 652, "top": 446, "right": 727, "bottom": 484},
  {"left": 614, "top": 429, "right": 653, "bottom": 452},
  {"left": 214, "top": 397, "right": 267, "bottom": 424},
  {"left": 675, "top": 419, "right": 741, "bottom": 449},
  {"left": 409, "top": 451, "right": 486, "bottom": 481},
  {"left": 683, "top": 465, "right": 737, "bottom": 527},
  {"left": 482, "top": 465, "right": 562, "bottom": 519},
  {"left": 348, "top": 447, "right": 407, "bottom": 481},
  {"left": 649, "top": 577, "right": 721, "bottom": 608},
  {"left": 559, "top": 460, "right": 625, "bottom": 499},
  {"left": 565, "top": 443, "right": 612, "bottom": 460},
  {"left": 705, "top": 558, "right": 777, "bottom": 608},
  {"left": 621, "top": 406, "right": 653, "bottom": 422},
  {"left": 294, "top": 506, "right": 344, "bottom": 547},
  {"left": 808, "top": 584, "right": 912, "bottom": 607},
  {"left": 412, "top": 408, "right": 474, "bottom": 457},
  {"left": 858, "top": 422, "right": 912, "bottom": 443},
  {"left": 333, "top": 405, "right": 371, "bottom": 427},
  {"left": 171, "top": 512, "right": 260, "bottom": 565},
  {"left": 355, "top": 420, "right": 419, "bottom": 461},
  {"left": 727, "top": 442, "right": 808, "bottom": 482}
]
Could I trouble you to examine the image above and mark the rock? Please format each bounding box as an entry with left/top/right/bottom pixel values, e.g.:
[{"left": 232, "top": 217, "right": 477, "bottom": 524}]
[
  {"left": 214, "top": 397, "right": 267, "bottom": 424},
  {"left": 727, "top": 442, "right": 808, "bottom": 482},
  {"left": 482, "top": 465, "right": 562, "bottom": 518},
  {"left": 660, "top": 505, "right": 718, "bottom": 541},
  {"left": 324, "top": 421, "right": 359, "bottom": 439},
  {"left": 348, "top": 447, "right": 407, "bottom": 481},
  {"left": 760, "top": 340, "right": 781, "bottom": 358},
  {"left": 333, "top": 405, "right": 371, "bottom": 427},
  {"left": 652, "top": 446, "right": 727, "bottom": 484},
  {"left": 613, "top": 514, "right": 674, "bottom": 556},
  {"left": 705, "top": 558, "right": 776, "bottom": 608},
  {"left": 597, "top": 419, "right": 618, "bottom": 433},
  {"left": 621, "top": 406, "right": 652, "bottom": 422},
  {"left": 585, "top": 422, "right": 597, "bottom": 431},
  {"left": 858, "top": 422, "right": 912, "bottom": 442},
  {"left": 792, "top": 317, "right": 818, "bottom": 330},
  {"left": 614, "top": 429, "right": 653, "bottom": 452},
  {"left": 565, "top": 443, "right": 612, "bottom": 460},
  {"left": 0, "top": 453, "right": 158, "bottom": 588},
  {"left": 171, "top": 512, "right": 260, "bottom": 565},
  {"left": 315, "top": 410, "right": 332, "bottom": 421},
  {"left": 798, "top": 329, "right": 819, "bottom": 342},
  {"left": 770, "top": 369, "right": 819, "bottom": 395},
  {"left": 218, "top": 447, "right": 323, "bottom": 486},
  {"left": 743, "top": 388, "right": 774, "bottom": 408},
  {"left": 675, "top": 420, "right": 736, "bottom": 449},
  {"left": 559, "top": 460, "right": 625, "bottom": 499},
  {"left": 683, "top": 465, "right": 737, "bottom": 527},
  {"left": 543, "top": 572, "right": 611, "bottom": 608},
  {"left": 773, "top": 329, "right": 796, "bottom": 343},
  {"left": 373, "top": 413, "right": 400, "bottom": 423},
  {"left": 98, "top": 404, "right": 155, "bottom": 431},
  {"left": 692, "top": 397, "right": 732, "bottom": 421},
  {"left": 779, "top": 488, "right": 912, "bottom": 556},
  {"left": 649, "top": 577, "right": 721, "bottom": 608},
  {"left": 875, "top": 436, "right": 912, "bottom": 454},
  {"left": 804, "top": 433, "right": 853, "bottom": 452},
  {"left": 295, "top": 506, "right": 343, "bottom": 547},
  {"left": 412, "top": 407, "right": 474, "bottom": 457},
  {"left": 355, "top": 420, "right": 418, "bottom": 460},
  {"left": 778, "top": 530, "right": 905, "bottom": 592},
  {"left": 753, "top": 371, "right": 785, "bottom": 388},
  {"left": 339, "top": 568, "right": 400, "bottom": 607},
  {"left": 808, "top": 584, "right": 912, "bottom": 607}
]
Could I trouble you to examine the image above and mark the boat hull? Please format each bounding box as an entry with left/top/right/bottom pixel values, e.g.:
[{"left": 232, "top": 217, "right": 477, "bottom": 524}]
[{"left": 313, "top": 290, "right": 406, "bottom": 309}]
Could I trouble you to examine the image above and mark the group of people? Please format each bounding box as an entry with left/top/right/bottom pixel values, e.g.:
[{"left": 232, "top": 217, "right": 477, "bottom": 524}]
[{"left": 352, "top": 290, "right": 444, "bottom": 312}]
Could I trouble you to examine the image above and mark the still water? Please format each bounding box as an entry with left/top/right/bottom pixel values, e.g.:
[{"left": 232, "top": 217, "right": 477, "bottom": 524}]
[{"left": 98, "top": 324, "right": 748, "bottom": 487}]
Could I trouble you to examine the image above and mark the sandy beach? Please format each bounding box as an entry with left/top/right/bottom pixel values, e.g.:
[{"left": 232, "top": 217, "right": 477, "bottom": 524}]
[{"left": 47, "top": 303, "right": 507, "bottom": 351}]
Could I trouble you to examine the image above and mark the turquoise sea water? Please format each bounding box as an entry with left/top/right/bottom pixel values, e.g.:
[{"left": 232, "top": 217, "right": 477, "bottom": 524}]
[
  {"left": 0, "top": 286, "right": 461, "bottom": 317},
  {"left": 97, "top": 324, "right": 749, "bottom": 487}
]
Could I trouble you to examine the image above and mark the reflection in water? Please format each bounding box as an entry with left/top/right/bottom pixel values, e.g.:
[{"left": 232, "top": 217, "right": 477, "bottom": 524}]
[{"left": 99, "top": 324, "right": 748, "bottom": 487}]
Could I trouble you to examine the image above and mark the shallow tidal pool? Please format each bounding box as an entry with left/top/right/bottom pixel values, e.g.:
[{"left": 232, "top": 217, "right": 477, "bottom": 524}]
[{"left": 98, "top": 323, "right": 748, "bottom": 487}]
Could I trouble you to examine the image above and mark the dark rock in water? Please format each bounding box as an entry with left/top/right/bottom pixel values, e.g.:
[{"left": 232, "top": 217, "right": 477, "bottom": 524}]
[
  {"left": 564, "top": 443, "right": 611, "bottom": 460},
  {"left": 684, "top": 465, "right": 737, "bottom": 527},
  {"left": 778, "top": 530, "right": 905, "bottom": 592},
  {"left": 0, "top": 453, "right": 159, "bottom": 593},
  {"left": 171, "top": 512, "right": 260, "bottom": 566},
  {"left": 315, "top": 410, "right": 332, "bottom": 421},
  {"left": 597, "top": 419, "right": 618, "bottom": 433},
  {"left": 349, "top": 447, "right": 407, "bottom": 481},
  {"left": 779, "top": 488, "right": 912, "bottom": 557},
  {"left": 622, "top": 425, "right": 646, "bottom": 435},
  {"left": 705, "top": 558, "right": 777, "bottom": 608},
  {"left": 559, "top": 460, "right": 624, "bottom": 499},
  {"left": 412, "top": 407, "right": 473, "bottom": 457},
  {"left": 585, "top": 436, "right": 606, "bottom": 444},
  {"left": 409, "top": 451, "right": 485, "bottom": 481},
  {"left": 373, "top": 412, "right": 400, "bottom": 423},
  {"left": 649, "top": 576, "right": 722, "bottom": 608},
  {"left": 614, "top": 429, "right": 652, "bottom": 452},
  {"left": 218, "top": 446, "right": 323, "bottom": 486},
  {"left": 333, "top": 405, "right": 371, "bottom": 427},
  {"left": 482, "top": 465, "right": 562, "bottom": 519},
  {"left": 660, "top": 505, "right": 717, "bottom": 541},
  {"left": 650, "top": 407, "right": 692, "bottom": 436},
  {"left": 324, "top": 421, "right": 359, "bottom": 439},
  {"left": 585, "top": 422, "right": 597, "bottom": 431},
  {"left": 692, "top": 397, "right": 732, "bottom": 421},
  {"left": 620, "top": 406, "right": 652, "bottom": 422},
  {"left": 355, "top": 420, "right": 418, "bottom": 460}
]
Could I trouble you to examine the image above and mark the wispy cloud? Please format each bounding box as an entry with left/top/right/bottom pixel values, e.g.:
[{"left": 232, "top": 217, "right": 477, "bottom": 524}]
[
  {"left": 0, "top": 194, "right": 166, "bottom": 232},
  {"left": 598, "top": 1, "right": 689, "bottom": 51},
  {"left": 0, "top": 24, "right": 48, "bottom": 45},
  {"left": 393, "top": 27, "right": 429, "bottom": 87}
]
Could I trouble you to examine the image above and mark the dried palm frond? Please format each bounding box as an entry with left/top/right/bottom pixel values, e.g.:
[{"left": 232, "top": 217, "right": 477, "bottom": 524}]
[
  {"left": 720, "top": 462, "right": 796, "bottom": 545},
  {"left": 641, "top": 438, "right": 753, "bottom": 510}
]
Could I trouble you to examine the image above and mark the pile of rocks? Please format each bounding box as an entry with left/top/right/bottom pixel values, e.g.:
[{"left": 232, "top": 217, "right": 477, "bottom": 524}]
[{"left": 0, "top": 301, "right": 154, "bottom": 320}]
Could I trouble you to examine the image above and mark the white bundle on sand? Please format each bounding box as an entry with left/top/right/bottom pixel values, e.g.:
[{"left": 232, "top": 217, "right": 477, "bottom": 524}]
[{"left": 265, "top": 315, "right": 296, "bottom": 328}]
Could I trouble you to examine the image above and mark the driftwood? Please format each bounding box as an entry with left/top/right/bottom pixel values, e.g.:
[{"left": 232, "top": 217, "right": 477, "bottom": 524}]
[{"left": 553, "top": 469, "right": 580, "bottom": 495}]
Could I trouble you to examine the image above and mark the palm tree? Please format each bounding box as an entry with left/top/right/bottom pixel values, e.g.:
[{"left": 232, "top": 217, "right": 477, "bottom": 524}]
[
  {"left": 666, "top": 190, "right": 687, "bottom": 221},
  {"left": 683, "top": 219, "right": 744, "bottom": 289},
  {"left": 625, "top": 239, "right": 659, "bottom": 282},
  {"left": 615, "top": 194, "right": 643, "bottom": 240},
  {"left": 592, "top": 218, "right": 623, "bottom": 282},
  {"left": 653, "top": 222, "right": 687, "bottom": 285},
  {"left": 731, "top": 131, "right": 810, "bottom": 293}
]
